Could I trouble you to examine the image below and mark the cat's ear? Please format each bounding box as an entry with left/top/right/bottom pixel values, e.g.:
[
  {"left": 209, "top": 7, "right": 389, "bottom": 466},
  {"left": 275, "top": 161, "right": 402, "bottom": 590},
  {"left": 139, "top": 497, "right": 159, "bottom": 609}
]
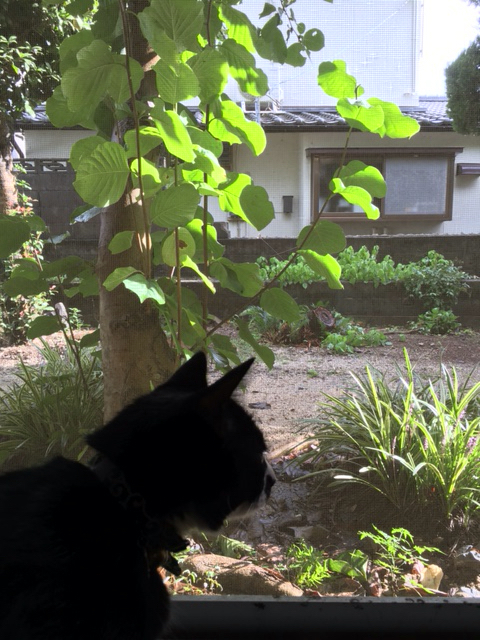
[
  {"left": 199, "top": 358, "right": 254, "bottom": 414},
  {"left": 165, "top": 352, "right": 208, "bottom": 390}
]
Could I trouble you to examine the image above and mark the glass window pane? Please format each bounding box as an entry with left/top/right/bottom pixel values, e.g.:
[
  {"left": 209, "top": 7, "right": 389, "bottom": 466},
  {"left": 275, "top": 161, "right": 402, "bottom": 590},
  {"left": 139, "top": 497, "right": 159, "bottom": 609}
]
[{"left": 385, "top": 156, "right": 447, "bottom": 215}]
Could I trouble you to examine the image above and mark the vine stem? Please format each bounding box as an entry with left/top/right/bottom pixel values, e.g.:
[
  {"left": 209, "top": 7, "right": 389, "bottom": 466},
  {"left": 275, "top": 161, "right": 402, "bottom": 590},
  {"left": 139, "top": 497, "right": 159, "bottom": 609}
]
[{"left": 118, "top": 0, "right": 152, "bottom": 277}]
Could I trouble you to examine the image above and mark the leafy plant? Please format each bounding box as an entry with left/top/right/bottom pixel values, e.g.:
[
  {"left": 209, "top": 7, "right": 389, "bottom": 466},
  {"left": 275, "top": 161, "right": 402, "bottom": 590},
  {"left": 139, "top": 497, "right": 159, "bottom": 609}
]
[
  {"left": 300, "top": 350, "right": 480, "bottom": 524},
  {"left": 402, "top": 250, "right": 469, "bottom": 310},
  {"left": 358, "top": 526, "right": 441, "bottom": 577},
  {"left": 0, "top": 0, "right": 421, "bottom": 416},
  {"left": 409, "top": 308, "right": 460, "bottom": 335},
  {"left": 0, "top": 182, "right": 53, "bottom": 345},
  {"left": 0, "top": 339, "right": 103, "bottom": 470},
  {"left": 286, "top": 541, "right": 331, "bottom": 588}
]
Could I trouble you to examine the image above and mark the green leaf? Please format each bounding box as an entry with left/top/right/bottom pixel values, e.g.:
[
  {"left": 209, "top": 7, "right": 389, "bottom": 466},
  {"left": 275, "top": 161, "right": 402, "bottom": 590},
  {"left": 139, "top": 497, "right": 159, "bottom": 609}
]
[
  {"left": 259, "top": 3, "right": 276, "bottom": 18},
  {"left": 130, "top": 158, "right": 162, "bottom": 198},
  {"left": 80, "top": 329, "right": 101, "bottom": 349},
  {"left": 10, "top": 259, "right": 41, "bottom": 280},
  {"left": 186, "top": 219, "right": 224, "bottom": 262},
  {"left": 151, "top": 106, "right": 195, "bottom": 162},
  {"left": 209, "top": 100, "right": 266, "bottom": 156},
  {"left": 46, "top": 86, "right": 90, "bottom": 128},
  {"left": 329, "top": 180, "right": 380, "bottom": 220},
  {"left": 103, "top": 267, "right": 140, "bottom": 291},
  {"left": 217, "top": 172, "right": 251, "bottom": 217},
  {"left": 74, "top": 142, "right": 130, "bottom": 207},
  {"left": 302, "top": 28, "right": 325, "bottom": 52},
  {"left": 285, "top": 42, "right": 307, "bottom": 68},
  {"left": 336, "top": 99, "right": 385, "bottom": 133},
  {"left": 124, "top": 127, "right": 162, "bottom": 159},
  {"left": 150, "top": 183, "right": 200, "bottom": 228},
  {"left": 70, "top": 135, "right": 105, "bottom": 171},
  {"left": 3, "top": 276, "right": 49, "bottom": 297},
  {"left": 181, "top": 256, "right": 216, "bottom": 293},
  {"left": 221, "top": 40, "right": 269, "bottom": 97},
  {"left": 210, "top": 258, "right": 263, "bottom": 297},
  {"left": 256, "top": 14, "right": 287, "bottom": 63},
  {"left": 108, "top": 231, "right": 134, "bottom": 255},
  {"left": 187, "top": 127, "right": 223, "bottom": 158},
  {"left": 0, "top": 216, "right": 31, "bottom": 258},
  {"left": 368, "top": 98, "right": 420, "bottom": 138},
  {"left": 161, "top": 227, "right": 196, "bottom": 267},
  {"left": 25, "top": 215, "right": 46, "bottom": 233},
  {"left": 138, "top": 0, "right": 203, "bottom": 57},
  {"left": 219, "top": 4, "right": 257, "bottom": 53},
  {"left": 299, "top": 250, "right": 343, "bottom": 290},
  {"left": 154, "top": 59, "right": 199, "bottom": 103},
  {"left": 260, "top": 288, "right": 301, "bottom": 323},
  {"left": 239, "top": 184, "right": 275, "bottom": 231},
  {"left": 61, "top": 40, "right": 143, "bottom": 115},
  {"left": 123, "top": 274, "right": 165, "bottom": 306},
  {"left": 337, "top": 161, "right": 386, "bottom": 198},
  {"left": 27, "top": 316, "right": 63, "bottom": 340},
  {"left": 317, "top": 60, "right": 359, "bottom": 99},
  {"left": 296, "top": 221, "right": 346, "bottom": 255},
  {"left": 189, "top": 48, "right": 229, "bottom": 104},
  {"left": 235, "top": 317, "right": 275, "bottom": 369},
  {"left": 42, "top": 256, "right": 87, "bottom": 279}
]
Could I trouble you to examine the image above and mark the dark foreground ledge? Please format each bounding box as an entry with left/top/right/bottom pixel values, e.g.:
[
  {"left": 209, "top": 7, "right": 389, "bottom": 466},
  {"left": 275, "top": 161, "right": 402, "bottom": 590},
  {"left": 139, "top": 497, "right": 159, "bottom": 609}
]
[{"left": 166, "top": 595, "right": 480, "bottom": 639}]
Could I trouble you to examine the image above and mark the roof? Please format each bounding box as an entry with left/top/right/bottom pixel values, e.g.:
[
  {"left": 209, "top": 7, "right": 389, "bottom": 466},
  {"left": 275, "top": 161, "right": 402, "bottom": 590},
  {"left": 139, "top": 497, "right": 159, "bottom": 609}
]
[{"left": 18, "top": 98, "right": 452, "bottom": 133}]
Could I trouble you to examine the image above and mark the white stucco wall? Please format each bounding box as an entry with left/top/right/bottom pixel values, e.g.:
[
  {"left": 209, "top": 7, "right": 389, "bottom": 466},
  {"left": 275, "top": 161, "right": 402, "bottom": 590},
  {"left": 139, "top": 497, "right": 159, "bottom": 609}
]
[
  {"left": 232, "top": 129, "right": 480, "bottom": 238},
  {"left": 23, "top": 129, "right": 93, "bottom": 159}
]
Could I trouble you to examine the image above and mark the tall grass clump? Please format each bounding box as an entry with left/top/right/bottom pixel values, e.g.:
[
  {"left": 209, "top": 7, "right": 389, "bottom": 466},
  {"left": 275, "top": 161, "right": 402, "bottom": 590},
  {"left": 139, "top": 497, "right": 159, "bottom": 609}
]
[
  {"left": 0, "top": 339, "right": 103, "bottom": 470},
  {"left": 301, "top": 350, "right": 480, "bottom": 527}
]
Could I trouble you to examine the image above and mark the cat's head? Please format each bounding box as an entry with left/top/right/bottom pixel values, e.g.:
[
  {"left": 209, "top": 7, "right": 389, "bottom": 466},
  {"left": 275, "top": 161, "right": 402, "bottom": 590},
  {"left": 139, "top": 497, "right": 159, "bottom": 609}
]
[{"left": 87, "top": 352, "right": 275, "bottom": 533}]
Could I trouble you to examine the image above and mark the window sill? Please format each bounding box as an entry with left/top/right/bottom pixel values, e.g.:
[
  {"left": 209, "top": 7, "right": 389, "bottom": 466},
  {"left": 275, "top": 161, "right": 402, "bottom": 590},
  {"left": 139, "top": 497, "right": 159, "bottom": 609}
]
[{"left": 166, "top": 595, "right": 480, "bottom": 639}]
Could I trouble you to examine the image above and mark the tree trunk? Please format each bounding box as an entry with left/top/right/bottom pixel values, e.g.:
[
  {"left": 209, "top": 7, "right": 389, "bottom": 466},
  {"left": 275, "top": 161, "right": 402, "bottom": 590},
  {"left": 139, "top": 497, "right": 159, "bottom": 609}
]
[
  {"left": 0, "top": 115, "right": 17, "bottom": 216},
  {"left": 97, "top": 192, "right": 175, "bottom": 422},
  {"left": 97, "top": 0, "right": 175, "bottom": 422}
]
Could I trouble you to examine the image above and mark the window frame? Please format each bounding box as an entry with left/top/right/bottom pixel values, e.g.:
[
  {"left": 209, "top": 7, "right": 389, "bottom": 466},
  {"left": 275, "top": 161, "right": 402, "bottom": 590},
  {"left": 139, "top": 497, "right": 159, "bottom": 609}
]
[{"left": 308, "top": 147, "right": 462, "bottom": 223}]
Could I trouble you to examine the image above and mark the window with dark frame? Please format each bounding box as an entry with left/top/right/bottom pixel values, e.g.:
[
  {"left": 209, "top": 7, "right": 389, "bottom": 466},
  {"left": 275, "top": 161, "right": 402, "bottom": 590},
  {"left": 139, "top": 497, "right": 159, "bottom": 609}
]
[{"left": 308, "top": 148, "right": 462, "bottom": 222}]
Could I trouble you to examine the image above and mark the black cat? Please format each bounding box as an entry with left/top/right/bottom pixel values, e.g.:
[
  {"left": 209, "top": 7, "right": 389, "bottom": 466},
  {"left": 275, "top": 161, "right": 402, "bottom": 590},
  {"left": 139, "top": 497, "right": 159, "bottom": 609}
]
[{"left": 0, "top": 352, "right": 275, "bottom": 640}]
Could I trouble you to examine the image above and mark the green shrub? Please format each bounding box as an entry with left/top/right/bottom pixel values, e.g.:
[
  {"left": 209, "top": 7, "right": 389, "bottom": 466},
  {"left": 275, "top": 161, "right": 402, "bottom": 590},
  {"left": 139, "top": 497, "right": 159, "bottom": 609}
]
[
  {"left": 0, "top": 183, "right": 53, "bottom": 345},
  {"left": 0, "top": 339, "right": 103, "bottom": 470},
  {"left": 402, "top": 250, "right": 469, "bottom": 310},
  {"left": 409, "top": 308, "right": 460, "bottom": 335},
  {"left": 300, "top": 350, "right": 480, "bottom": 524}
]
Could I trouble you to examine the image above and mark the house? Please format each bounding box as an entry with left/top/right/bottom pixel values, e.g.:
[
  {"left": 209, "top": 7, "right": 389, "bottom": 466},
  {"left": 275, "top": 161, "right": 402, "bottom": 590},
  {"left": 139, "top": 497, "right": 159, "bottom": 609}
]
[{"left": 15, "top": 0, "right": 480, "bottom": 243}]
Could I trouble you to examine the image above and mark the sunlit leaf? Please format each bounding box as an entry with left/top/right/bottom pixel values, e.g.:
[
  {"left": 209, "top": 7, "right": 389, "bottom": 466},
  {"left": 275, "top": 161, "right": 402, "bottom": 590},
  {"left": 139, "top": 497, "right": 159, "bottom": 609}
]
[
  {"left": 154, "top": 59, "right": 199, "bottom": 103},
  {"left": 108, "top": 231, "right": 134, "bottom": 255},
  {"left": 189, "top": 48, "right": 229, "bottom": 104},
  {"left": 317, "top": 60, "right": 360, "bottom": 99},
  {"left": 150, "top": 183, "right": 200, "bottom": 228},
  {"left": 123, "top": 274, "right": 165, "bottom": 306},
  {"left": 103, "top": 267, "right": 140, "bottom": 291},
  {"left": 151, "top": 106, "right": 195, "bottom": 162},
  {"left": 337, "top": 161, "right": 386, "bottom": 198},
  {"left": 161, "top": 227, "right": 196, "bottom": 267},
  {"left": 221, "top": 40, "right": 269, "bottom": 97},
  {"left": 299, "top": 250, "right": 343, "bottom": 290},
  {"left": 74, "top": 142, "right": 130, "bottom": 206}
]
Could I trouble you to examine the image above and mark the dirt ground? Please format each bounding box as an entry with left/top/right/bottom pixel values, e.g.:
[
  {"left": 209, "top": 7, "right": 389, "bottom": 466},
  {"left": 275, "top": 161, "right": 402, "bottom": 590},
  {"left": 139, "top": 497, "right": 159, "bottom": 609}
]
[{"left": 1, "top": 329, "right": 480, "bottom": 596}]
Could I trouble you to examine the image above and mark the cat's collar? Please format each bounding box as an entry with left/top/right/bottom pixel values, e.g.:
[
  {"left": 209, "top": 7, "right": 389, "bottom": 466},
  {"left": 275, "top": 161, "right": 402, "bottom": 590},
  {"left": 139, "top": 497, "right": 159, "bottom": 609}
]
[{"left": 89, "top": 454, "right": 187, "bottom": 576}]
